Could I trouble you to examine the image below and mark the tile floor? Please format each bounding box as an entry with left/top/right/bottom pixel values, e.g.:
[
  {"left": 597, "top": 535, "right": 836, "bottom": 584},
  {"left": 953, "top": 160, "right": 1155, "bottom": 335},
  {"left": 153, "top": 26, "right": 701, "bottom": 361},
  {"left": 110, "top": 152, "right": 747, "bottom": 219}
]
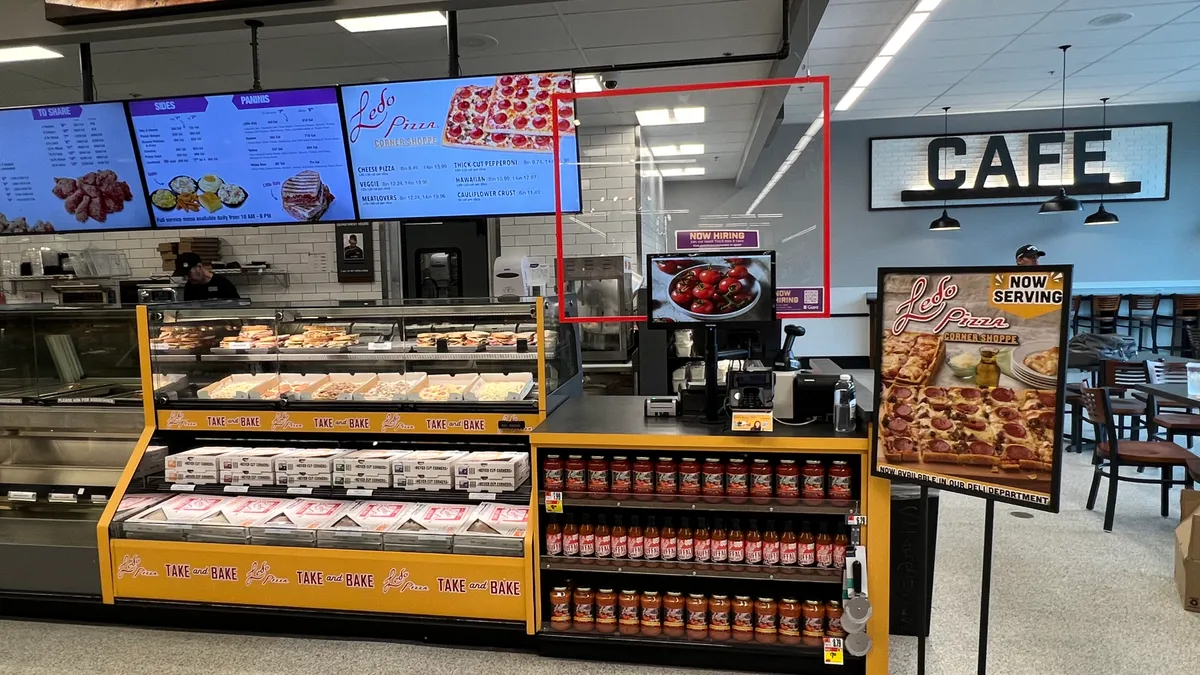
[{"left": 0, "top": 447, "right": 1196, "bottom": 674}]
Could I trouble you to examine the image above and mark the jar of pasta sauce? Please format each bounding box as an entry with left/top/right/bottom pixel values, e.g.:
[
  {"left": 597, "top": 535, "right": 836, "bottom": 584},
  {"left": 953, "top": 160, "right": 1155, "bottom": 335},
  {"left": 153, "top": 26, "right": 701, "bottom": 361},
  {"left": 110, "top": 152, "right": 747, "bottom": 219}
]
[
  {"left": 702, "top": 458, "right": 725, "bottom": 501},
  {"left": 587, "top": 456, "right": 610, "bottom": 494},
  {"left": 828, "top": 460, "right": 853, "bottom": 502},
  {"left": 573, "top": 587, "right": 594, "bottom": 631},
  {"left": 802, "top": 600, "right": 826, "bottom": 646},
  {"left": 750, "top": 459, "right": 773, "bottom": 502},
  {"left": 731, "top": 596, "right": 755, "bottom": 641},
  {"left": 549, "top": 587, "right": 572, "bottom": 630},
  {"left": 618, "top": 590, "right": 640, "bottom": 635},
  {"left": 565, "top": 455, "right": 587, "bottom": 494},
  {"left": 726, "top": 459, "right": 749, "bottom": 501},
  {"left": 633, "top": 457, "right": 655, "bottom": 496},
  {"left": 754, "top": 598, "right": 778, "bottom": 643},
  {"left": 801, "top": 460, "right": 826, "bottom": 500},
  {"left": 663, "top": 591, "right": 686, "bottom": 637},
  {"left": 544, "top": 455, "right": 564, "bottom": 491},
  {"left": 776, "top": 459, "right": 800, "bottom": 500},
  {"left": 686, "top": 594, "right": 708, "bottom": 639},
  {"left": 656, "top": 457, "right": 678, "bottom": 496},
  {"left": 708, "top": 595, "right": 731, "bottom": 640},
  {"left": 595, "top": 589, "right": 617, "bottom": 633},
  {"left": 610, "top": 456, "right": 632, "bottom": 494},
  {"left": 678, "top": 457, "right": 701, "bottom": 497},
  {"left": 778, "top": 598, "right": 801, "bottom": 645},
  {"left": 640, "top": 591, "right": 662, "bottom": 636},
  {"left": 826, "top": 600, "right": 847, "bottom": 638}
]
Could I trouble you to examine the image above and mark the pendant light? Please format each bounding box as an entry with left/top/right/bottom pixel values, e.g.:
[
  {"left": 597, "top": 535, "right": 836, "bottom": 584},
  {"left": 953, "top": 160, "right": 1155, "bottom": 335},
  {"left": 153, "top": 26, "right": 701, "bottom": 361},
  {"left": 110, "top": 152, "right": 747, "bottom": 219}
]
[
  {"left": 1085, "top": 97, "right": 1120, "bottom": 225},
  {"left": 1040, "top": 45, "right": 1082, "bottom": 214},
  {"left": 929, "top": 106, "right": 961, "bottom": 231}
]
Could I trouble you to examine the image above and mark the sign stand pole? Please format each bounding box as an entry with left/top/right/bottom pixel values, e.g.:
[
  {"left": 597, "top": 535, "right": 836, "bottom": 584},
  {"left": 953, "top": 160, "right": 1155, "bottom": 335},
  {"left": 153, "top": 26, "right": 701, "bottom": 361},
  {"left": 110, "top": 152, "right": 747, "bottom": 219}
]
[
  {"left": 917, "top": 485, "right": 929, "bottom": 675},
  {"left": 977, "top": 499, "right": 996, "bottom": 675}
]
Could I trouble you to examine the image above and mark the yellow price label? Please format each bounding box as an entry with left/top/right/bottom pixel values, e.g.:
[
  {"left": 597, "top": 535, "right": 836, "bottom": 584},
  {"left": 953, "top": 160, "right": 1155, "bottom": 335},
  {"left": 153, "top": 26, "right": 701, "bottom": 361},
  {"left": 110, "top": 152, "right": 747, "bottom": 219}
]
[
  {"left": 544, "top": 491, "right": 563, "bottom": 514},
  {"left": 823, "top": 637, "right": 844, "bottom": 666}
]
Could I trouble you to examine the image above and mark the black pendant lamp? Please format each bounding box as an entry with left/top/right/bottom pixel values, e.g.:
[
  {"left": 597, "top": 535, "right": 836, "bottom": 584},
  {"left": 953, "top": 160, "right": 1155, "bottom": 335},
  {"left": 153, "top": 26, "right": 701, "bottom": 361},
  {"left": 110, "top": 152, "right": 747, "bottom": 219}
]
[
  {"left": 1040, "top": 45, "right": 1082, "bottom": 214},
  {"left": 930, "top": 106, "right": 961, "bottom": 231},
  {"left": 1085, "top": 97, "right": 1120, "bottom": 225}
]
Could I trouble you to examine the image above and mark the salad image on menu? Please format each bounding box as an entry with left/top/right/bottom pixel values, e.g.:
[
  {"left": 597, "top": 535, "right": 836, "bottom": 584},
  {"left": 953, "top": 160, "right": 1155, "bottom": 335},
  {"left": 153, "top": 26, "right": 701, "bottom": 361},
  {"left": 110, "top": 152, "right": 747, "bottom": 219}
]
[
  {"left": 129, "top": 88, "right": 354, "bottom": 227},
  {"left": 342, "top": 72, "right": 582, "bottom": 220},
  {"left": 0, "top": 102, "right": 151, "bottom": 235}
]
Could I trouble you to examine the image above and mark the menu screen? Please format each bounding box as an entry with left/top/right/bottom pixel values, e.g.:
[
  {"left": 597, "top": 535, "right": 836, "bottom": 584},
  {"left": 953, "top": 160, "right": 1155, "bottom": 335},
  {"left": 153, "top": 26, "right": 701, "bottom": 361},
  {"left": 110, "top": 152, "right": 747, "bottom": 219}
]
[
  {"left": 0, "top": 102, "right": 151, "bottom": 235},
  {"left": 128, "top": 88, "right": 356, "bottom": 227},
  {"left": 342, "top": 72, "right": 582, "bottom": 219}
]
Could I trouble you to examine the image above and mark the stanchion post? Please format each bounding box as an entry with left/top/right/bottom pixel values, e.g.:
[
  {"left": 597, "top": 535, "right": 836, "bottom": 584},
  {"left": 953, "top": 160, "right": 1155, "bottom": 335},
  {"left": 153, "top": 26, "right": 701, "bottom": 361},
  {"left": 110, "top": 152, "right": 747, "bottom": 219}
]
[
  {"left": 978, "top": 499, "right": 995, "bottom": 675},
  {"left": 917, "top": 484, "right": 928, "bottom": 675}
]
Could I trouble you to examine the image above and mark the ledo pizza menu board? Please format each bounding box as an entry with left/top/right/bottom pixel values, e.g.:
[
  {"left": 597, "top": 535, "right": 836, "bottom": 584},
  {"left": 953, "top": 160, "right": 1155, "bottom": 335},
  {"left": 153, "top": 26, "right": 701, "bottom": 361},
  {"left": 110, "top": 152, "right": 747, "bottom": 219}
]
[
  {"left": 128, "top": 88, "right": 355, "bottom": 227},
  {"left": 342, "top": 72, "right": 582, "bottom": 219},
  {"left": 0, "top": 102, "right": 151, "bottom": 235},
  {"left": 871, "top": 265, "right": 1072, "bottom": 512}
]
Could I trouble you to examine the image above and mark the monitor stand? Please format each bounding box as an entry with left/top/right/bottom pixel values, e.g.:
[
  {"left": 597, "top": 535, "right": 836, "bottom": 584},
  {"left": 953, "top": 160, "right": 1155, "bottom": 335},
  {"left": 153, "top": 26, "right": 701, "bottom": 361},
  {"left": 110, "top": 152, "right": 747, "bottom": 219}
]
[{"left": 704, "top": 324, "right": 721, "bottom": 422}]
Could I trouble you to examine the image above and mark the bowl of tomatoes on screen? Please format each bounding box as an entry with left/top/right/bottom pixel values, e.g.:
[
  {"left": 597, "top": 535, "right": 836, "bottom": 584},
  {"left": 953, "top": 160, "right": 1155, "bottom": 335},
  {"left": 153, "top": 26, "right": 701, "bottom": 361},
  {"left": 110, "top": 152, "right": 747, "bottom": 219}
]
[{"left": 658, "top": 258, "right": 761, "bottom": 319}]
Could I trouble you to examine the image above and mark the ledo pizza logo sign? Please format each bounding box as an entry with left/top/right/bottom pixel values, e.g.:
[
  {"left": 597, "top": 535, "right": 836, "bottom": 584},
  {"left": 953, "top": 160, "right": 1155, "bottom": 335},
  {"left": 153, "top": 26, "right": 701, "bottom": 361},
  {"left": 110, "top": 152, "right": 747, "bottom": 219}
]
[{"left": 892, "top": 275, "right": 1010, "bottom": 335}]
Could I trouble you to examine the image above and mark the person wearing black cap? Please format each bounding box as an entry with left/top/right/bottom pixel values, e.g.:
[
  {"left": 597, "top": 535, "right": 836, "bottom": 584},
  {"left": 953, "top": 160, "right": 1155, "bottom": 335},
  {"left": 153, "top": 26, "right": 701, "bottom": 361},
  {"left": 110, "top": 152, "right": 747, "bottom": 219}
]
[
  {"left": 175, "top": 252, "right": 241, "bottom": 301},
  {"left": 1015, "top": 244, "right": 1045, "bottom": 267}
]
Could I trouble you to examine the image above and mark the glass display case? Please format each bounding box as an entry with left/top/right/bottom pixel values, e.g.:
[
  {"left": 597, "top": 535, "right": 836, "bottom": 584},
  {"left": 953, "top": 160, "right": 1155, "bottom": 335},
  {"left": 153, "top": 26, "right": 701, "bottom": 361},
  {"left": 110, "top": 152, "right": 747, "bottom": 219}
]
[{"left": 145, "top": 298, "right": 581, "bottom": 418}]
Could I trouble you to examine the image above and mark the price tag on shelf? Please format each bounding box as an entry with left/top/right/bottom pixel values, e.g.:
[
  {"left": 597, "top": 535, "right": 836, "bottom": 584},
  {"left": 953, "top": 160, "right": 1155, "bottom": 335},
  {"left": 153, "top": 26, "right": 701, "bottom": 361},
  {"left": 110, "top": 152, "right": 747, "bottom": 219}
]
[
  {"left": 49, "top": 493, "right": 78, "bottom": 503},
  {"left": 346, "top": 489, "right": 373, "bottom": 497},
  {"left": 287, "top": 487, "right": 314, "bottom": 496},
  {"left": 469, "top": 492, "right": 497, "bottom": 501},
  {"left": 847, "top": 514, "right": 866, "bottom": 526},
  {"left": 7, "top": 491, "right": 37, "bottom": 502},
  {"left": 368, "top": 341, "right": 393, "bottom": 351},
  {"left": 544, "top": 491, "right": 563, "bottom": 513},
  {"left": 823, "top": 637, "right": 845, "bottom": 666},
  {"left": 225, "top": 342, "right": 254, "bottom": 350},
  {"left": 223, "top": 485, "right": 250, "bottom": 494},
  {"left": 150, "top": 343, "right": 169, "bottom": 351},
  {"left": 170, "top": 484, "right": 196, "bottom": 492},
  {"left": 90, "top": 495, "right": 109, "bottom": 504}
]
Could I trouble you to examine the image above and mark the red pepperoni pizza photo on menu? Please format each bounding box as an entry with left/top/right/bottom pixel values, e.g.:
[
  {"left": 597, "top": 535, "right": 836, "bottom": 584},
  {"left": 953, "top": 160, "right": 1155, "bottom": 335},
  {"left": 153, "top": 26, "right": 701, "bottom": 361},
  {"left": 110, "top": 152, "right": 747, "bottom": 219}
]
[{"left": 443, "top": 72, "right": 575, "bottom": 153}]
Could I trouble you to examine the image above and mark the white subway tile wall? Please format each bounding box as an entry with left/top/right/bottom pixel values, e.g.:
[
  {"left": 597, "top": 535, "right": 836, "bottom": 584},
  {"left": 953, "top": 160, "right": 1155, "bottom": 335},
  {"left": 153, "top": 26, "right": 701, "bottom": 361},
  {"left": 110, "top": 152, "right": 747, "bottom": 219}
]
[
  {"left": 0, "top": 223, "right": 382, "bottom": 304},
  {"left": 499, "top": 125, "right": 639, "bottom": 282}
]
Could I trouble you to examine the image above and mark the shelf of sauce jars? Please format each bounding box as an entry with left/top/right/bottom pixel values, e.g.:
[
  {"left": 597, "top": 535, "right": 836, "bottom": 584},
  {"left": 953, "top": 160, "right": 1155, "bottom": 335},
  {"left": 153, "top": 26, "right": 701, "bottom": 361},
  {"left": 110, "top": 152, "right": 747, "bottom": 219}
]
[{"left": 541, "top": 557, "right": 844, "bottom": 584}]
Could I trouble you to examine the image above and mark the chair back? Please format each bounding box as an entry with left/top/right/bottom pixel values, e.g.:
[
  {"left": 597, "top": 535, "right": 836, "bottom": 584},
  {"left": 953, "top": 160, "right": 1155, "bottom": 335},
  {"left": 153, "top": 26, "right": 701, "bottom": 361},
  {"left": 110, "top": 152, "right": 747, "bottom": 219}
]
[
  {"left": 1175, "top": 294, "right": 1200, "bottom": 316},
  {"left": 1128, "top": 294, "right": 1160, "bottom": 312},
  {"left": 1101, "top": 360, "right": 1148, "bottom": 391},
  {"left": 1187, "top": 325, "right": 1200, "bottom": 351},
  {"left": 1092, "top": 295, "right": 1122, "bottom": 315},
  {"left": 1071, "top": 296, "right": 1082, "bottom": 315},
  {"left": 1145, "top": 359, "right": 1188, "bottom": 385},
  {"left": 1079, "top": 385, "right": 1118, "bottom": 461}
]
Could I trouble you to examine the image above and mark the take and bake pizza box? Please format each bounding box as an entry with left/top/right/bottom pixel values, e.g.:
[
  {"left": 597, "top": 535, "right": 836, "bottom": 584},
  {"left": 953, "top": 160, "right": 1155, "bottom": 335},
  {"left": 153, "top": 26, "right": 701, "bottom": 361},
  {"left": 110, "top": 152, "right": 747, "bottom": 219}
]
[
  {"left": 463, "top": 373, "right": 535, "bottom": 402},
  {"left": 383, "top": 503, "right": 473, "bottom": 552},
  {"left": 197, "top": 374, "right": 277, "bottom": 400},
  {"left": 167, "top": 446, "right": 236, "bottom": 471},
  {"left": 189, "top": 496, "right": 291, "bottom": 544},
  {"left": 407, "top": 374, "right": 481, "bottom": 402},
  {"left": 333, "top": 472, "right": 392, "bottom": 489},
  {"left": 220, "top": 447, "right": 295, "bottom": 472},
  {"left": 353, "top": 373, "right": 428, "bottom": 402},
  {"left": 273, "top": 448, "right": 347, "bottom": 474},
  {"left": 249, "top": 374, "right": 326, "bottom": 401},
  {"left": 220, "top": 469, "right": 276, "bottom": 487},
  {"left": 123, "top": 495, "right": 237, "bottom": 542},
  {"left": 292, "top": 373, "right": 377, "bottom": 401},
  {"left": 398, "top": 450, "right": 470, "bottom": 477},
  {"left": 248, "top": 498, "right": 352, "bottom": 547},
  {"left": 111, "top": 493, "right": 173, "bottom": 537},
  {"left": 317, "top": 501, "right": 416, "bottom": 550},
  {"left": 165, "top": 468, "right": 221, "bottom": 485},
  {"left": 453, "top": 503, "right": 528, "bottom": 556},
  {"left": 334, "top": 449, "right": 410, "bottom": 475},
  {"left": 152, "top": 373, "right": 189, "bottom": 399}
]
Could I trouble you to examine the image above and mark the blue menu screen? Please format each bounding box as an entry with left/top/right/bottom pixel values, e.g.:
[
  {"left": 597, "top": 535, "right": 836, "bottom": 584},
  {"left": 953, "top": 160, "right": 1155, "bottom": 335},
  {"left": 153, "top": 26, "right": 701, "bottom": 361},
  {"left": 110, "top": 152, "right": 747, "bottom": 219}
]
[
  {"left": 342, "top": 72, "right": 582, "bottom": 219},
  {"left": 0, "top": 102, "right": 151, "bottom": 235},
  {"left": 128, "top": 88, "right": 356, "bottom": 227}
]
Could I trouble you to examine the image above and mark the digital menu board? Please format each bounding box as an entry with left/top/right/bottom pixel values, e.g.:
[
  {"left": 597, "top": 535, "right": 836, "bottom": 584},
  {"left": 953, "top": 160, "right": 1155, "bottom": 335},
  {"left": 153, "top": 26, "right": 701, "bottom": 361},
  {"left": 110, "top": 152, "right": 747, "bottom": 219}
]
[
  {"left": 128, "top": 88, "right": 356, "bottom": 227},
  {"left": 0, "top": 102, "right": 151, "bottom": 236},
  {"left": 342, "top": 72, "right": 582, "bottom": 220}
]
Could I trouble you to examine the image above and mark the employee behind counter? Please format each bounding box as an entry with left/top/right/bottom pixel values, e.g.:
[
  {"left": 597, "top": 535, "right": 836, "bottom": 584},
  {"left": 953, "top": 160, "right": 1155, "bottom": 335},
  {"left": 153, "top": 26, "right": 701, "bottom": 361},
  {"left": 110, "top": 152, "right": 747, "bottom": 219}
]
[{"left": 175, "top": 252, "right": 241, "bottom": 301}]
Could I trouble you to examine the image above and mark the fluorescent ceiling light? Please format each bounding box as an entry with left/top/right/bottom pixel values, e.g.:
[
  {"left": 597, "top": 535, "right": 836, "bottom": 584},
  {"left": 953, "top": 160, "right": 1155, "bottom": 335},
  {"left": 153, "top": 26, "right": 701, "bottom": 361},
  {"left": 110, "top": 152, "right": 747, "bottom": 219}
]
[
  {"left": 880, "top": 12, "right": 929, "bottom": 56},
  {"left": 660, "top": 167, "right": 706, "bottom": 177},
  {"left": 914, "top": 0, "right": 943, "bottom": 10},
  {"left": 853, "top": 56, "right": 892, "bottom": 89},
  {"left": 835, "top": 87, "right": 866, "bottom": 112},
  {"left": 0, "top": 46, "right": 62, "bottom": 63},
  {"left": 651, "top": 144, "right": 705, "bottom": 156},
  {"left": 574, "top": 75, "right": 602, "bottom": 93},
  {"left": 636, "top": 107, "right": 706, "bottom": 126},
  {"left": 337, "top": 11, "right": 446, "bottom": 33}
]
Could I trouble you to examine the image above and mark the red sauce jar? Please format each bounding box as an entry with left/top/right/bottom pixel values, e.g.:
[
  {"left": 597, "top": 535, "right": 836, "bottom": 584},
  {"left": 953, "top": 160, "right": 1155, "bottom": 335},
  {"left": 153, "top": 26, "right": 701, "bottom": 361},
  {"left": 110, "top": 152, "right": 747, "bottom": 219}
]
[
  {"left": 731, "top": 596, "right": 754, "bottom": 641},
  {"left": 708, "top": 595, "right": 731, "bottom": 640},
  {"left": 610, "top": 456, "right": 632, "bottom": 494},
  {"left": 750, "top": 459, "right": 773, "bottom": 501},
  {"left": 726, "top": 458, "right": 749, "bottom": 500},
  {"left": 656, "top": 457, "right": 678, "bottom": 496},
  {"left": 565, "top": 455, "right": 587, "bottom": 494},
  {"left": 678, "top": 457, "right": 701, "bottom": 496},
  {"left": 573, "top": 587, "right": 594, "bottom": 631},
  {"left": 587, "top": 456, "right": 610, "bottom": 494},
  {"left": 595, "top": 589, "right": 617, "bottom": 633},
  {"left": 776, "top": 459, "right": 800, "bottom": 500},
  {"left": 829, "top": 460, "right": 853, "bottom": 501},
  {"left": 549, "top": 586, "right": 572, "bottom": 630},
  {"left": 640, "top": 591, "right": 662, "bottom": 636},
  {"left": 663, "top": 591, "right": 686, "bottom": 637},
  {"left": 754, "top": 598, "right": 778, "bottom": 643},
  {"left": 778, "top": 598, "right": 801, "bottom": 644},
  {"left": 801, "top": 460, "right": 826, "bottom": 500},
  {"left": 544, "top": 455, "right": 564, "bottom": 491},
  {"left": 633, "top": 456, "right": 655, "bottom": 495},
  {"left": 702, "top": 457, "right": 725, "bottom": 500},
  {"left": 618, "top": 590, "right": 640, "bottom": 635}
]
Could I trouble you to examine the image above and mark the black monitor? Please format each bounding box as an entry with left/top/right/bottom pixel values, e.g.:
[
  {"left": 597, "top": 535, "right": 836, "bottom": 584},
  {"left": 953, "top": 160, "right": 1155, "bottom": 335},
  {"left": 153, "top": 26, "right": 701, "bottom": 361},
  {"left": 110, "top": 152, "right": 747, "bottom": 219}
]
[{"left": 647, "top": 251, "right": 776, "bottom": 326}]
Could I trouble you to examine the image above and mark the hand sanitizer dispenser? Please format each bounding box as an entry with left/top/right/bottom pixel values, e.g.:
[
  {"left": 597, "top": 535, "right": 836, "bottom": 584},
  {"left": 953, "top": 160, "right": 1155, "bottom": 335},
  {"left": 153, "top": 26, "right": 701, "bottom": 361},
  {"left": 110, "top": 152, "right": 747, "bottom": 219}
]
[{"left": 493, "top": 255, "right": 532, "bottom": 298}]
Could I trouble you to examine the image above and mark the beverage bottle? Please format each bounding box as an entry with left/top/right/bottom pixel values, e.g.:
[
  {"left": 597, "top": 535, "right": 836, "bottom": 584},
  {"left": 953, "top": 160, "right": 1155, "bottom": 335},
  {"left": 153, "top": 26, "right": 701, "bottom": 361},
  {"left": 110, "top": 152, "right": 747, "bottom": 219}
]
[
  {"left": 545, "top": 515, "right": 562, "bottom": 556},
  {"left": 580, "top": 514, "right": 595, "bottom": 557},
  {"left": 612, "top": 515, "right": 628, "bottom": 559},
  {"left": 833, "top": 374, "right": 857, "bottom": 432}
]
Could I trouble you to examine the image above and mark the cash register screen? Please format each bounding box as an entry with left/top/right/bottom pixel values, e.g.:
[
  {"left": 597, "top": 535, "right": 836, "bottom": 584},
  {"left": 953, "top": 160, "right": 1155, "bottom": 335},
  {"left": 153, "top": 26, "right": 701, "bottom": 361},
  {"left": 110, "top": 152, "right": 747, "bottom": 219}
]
[{"left": 647, "top": 251, "right": 776, "bottom": 325}]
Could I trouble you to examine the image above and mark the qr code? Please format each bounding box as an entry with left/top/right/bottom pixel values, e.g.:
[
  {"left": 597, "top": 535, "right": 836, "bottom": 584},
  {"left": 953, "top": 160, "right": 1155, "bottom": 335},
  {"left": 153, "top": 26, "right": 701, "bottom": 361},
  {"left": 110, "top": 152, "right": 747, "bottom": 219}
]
[{"left": 803, "top": 289, "right": 819, "bottom": 305}]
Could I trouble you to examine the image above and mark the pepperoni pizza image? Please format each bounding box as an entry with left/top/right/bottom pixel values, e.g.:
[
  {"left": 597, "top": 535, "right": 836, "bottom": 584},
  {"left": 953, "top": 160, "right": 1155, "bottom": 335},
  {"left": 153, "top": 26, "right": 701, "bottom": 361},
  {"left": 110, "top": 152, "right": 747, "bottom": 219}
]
[
  {"left": 443, "top": 72, "right": 575, "bottom": 153},
  {"left": 879, "top": 384, "right": 1056, "bottom": 474},
  {"left": 881, "top": 330, "right": 944, "bottom": 385}
]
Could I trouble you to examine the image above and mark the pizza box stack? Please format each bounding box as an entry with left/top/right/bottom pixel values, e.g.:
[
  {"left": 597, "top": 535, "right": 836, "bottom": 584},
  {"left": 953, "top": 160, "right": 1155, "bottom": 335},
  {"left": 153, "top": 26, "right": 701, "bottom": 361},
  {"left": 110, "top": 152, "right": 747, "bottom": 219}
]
[
  {"left": 384, "top": 503, "right": 474, "bottom": 553},
  {"left": 454, "top": 452, "right": 530, "bottom": 493},
  {"left": 1176, "top": 488, "right": 1200, "bottom": 613},
  {"left": 110, "top": 493, "right": 172, "bottom": 536},
  {"left": 275, "top": 448, "right": 346, "bottom": 488},
  {"left": 189, "top": 496, "right": 291, "bottom": 544},
  {"left": 123, "top": 494, "right": 236, "bottom": 541},
  {"left": 220, "top": 447, "right": 293, "bottom": 486},
  {"left": 333, "top": 449, "right": 410, "bottom": 490},
  {"left": 248, "top": 498, "right": 352, "bottom": 547},
  {"left": 165, "top": 446, "right": 231, "bottom": 485},
  {"left": 454, "top": 503, "right": 529, "bottom": 557},
  {"left": 398, "top": 450, "right": 469, "bottom": 491},
  {"left": 317, "top": 501, "right": 416, "bottom": 550}
]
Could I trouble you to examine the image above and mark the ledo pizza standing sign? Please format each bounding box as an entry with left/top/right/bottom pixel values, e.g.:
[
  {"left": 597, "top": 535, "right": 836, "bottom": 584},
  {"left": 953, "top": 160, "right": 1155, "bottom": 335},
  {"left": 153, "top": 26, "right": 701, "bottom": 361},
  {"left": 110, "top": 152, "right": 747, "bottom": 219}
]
[{"left": 871, "top": 265, "right": 1072, "bottom": 512}]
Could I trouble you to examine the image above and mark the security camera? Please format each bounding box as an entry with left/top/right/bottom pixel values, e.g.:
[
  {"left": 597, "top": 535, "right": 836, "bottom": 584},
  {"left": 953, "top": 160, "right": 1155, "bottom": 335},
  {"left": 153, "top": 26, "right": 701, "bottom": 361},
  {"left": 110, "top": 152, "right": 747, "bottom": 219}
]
[{"left": 602, "top": 73, "right": 620, "bottom": 90}]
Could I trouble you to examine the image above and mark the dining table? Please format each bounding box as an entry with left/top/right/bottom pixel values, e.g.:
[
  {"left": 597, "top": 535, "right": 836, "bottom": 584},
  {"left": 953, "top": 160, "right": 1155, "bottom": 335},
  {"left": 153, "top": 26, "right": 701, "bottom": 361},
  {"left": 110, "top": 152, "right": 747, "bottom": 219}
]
[{"left": 1135, "top": 381, "right": 1200, "bottom": 483}]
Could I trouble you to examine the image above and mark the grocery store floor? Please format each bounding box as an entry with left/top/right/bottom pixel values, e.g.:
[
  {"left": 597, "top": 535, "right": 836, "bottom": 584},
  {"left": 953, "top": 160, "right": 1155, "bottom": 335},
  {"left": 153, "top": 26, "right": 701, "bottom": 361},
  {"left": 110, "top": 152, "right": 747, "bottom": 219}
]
[{"left": 1, "top": 451, "right": 1197, "bottom": 675}]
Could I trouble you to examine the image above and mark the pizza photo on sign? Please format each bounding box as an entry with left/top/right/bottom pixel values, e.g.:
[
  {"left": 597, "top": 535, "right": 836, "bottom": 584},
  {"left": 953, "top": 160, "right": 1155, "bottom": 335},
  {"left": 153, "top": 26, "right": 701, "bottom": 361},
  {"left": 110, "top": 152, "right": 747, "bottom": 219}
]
[
  {"left": 443, "top": 72, "right": 575, "bottom": 153},
  {"left": 872, "top": 266, "right": 1072, "bottom": 513}
]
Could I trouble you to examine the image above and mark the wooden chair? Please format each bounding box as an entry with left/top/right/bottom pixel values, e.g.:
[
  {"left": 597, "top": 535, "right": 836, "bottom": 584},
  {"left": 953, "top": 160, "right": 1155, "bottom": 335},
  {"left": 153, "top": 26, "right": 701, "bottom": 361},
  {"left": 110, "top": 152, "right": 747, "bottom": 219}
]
[
  {"left": 1146, "top": 360, "right": 1200, "bottom": 448},
  {"left": 1093, "top": 360, "right": 1150, "bottom": 438},
  {"left": 1076, "top": 295, "right": 1121, "bottom": 335},
  {"left": 1080, "top": 385, "right": 1197, "bottom": 532},
  {"left": 1189, "top": 326, "right": 1200, "bottom": 360},
  {"left": 1156, "top": 294, "right": 1200, "bottom": 355},
  {"left": 1116, "top": 294, "right": 1161, "bottom": 352}
]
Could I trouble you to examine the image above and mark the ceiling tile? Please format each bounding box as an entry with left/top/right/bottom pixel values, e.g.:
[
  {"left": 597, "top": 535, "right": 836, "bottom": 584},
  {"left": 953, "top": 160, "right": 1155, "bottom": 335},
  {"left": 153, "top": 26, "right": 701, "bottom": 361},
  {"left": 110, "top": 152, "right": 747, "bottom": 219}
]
[
  {"left": 886, "top": 53, "right": 993, "bottom": 74},
  {"left": 1003, "top": 27, "right": 1152, "bottom": 51},
  {"left": 1130, "top": 81, "right": 1200, "bottom": 96},
  {"left": 1138, "top": 22, "right": 1200, "bottom": 42},
  {"left": 900, "top": 36, "right": 1015, "bottom": 59},
  {"left": 1057, "top": 0, "right": 1199, "bottom": 10},
  {"left": 934, "top": 0, "right": 1061, "bottom": 20},
  {"left": 582, "top": 35, "right": 778, "bottom": 66},
  {"left": 1073, "top": 56, "right": 1200, "bottom": 77},
  {"left": 870, "top": 68, "right": 975, "bottom": 86},
  {"left": 1028, "top": 5, "right": 1195, "bottom": 33},
  {"left": 986, "top": 45, "right": 1113, "bottom": 70},
  {"left": 806, "top": 23, "right": 896, "bottom": 50},
  {"left": 562, "top": 2, "right": 780, "bottom": 49},
  {"left": 804, "top": 45, "right": 881, "bottom": 67},
  {"left": 921, "top": 14, "right": 1045, "bottom": 42},
  {"left": 817, "top": 0, "right": 911, "bottom": 29},
  {"left": 1118, "top": 40, "right": 1200, "bottom": 60}
]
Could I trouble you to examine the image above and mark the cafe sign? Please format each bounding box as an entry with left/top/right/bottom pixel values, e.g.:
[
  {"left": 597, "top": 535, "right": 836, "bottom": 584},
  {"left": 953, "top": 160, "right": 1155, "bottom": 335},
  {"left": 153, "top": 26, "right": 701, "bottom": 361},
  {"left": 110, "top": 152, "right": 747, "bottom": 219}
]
[{"left": 869, "top": 123, "right": 1170, "bottom": 210}]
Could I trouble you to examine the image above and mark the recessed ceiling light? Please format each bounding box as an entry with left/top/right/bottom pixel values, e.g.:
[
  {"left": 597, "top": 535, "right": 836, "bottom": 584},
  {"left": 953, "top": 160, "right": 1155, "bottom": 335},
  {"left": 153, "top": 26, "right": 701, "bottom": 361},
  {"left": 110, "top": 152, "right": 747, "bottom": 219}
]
[
  {"left": 635, "top": 107, "right": 706, "bottom": 126},
  {"left": 661, "top": 167, "right": 706, "bottom": 177},
  {"left": 1089, "top": 12, "right": 1133, "bottom": 27},
  {"left": 337, "top": 11, "right": 446, "bottom": 33},
  {"left": 650, "top": 144, "right": 706, "bottom": 156},
  {"left": 574, "top": 74, "right": 602, "bottom": 93},
  {"left": 0, "top": 46, "right": 62, "bottom": 64}
]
